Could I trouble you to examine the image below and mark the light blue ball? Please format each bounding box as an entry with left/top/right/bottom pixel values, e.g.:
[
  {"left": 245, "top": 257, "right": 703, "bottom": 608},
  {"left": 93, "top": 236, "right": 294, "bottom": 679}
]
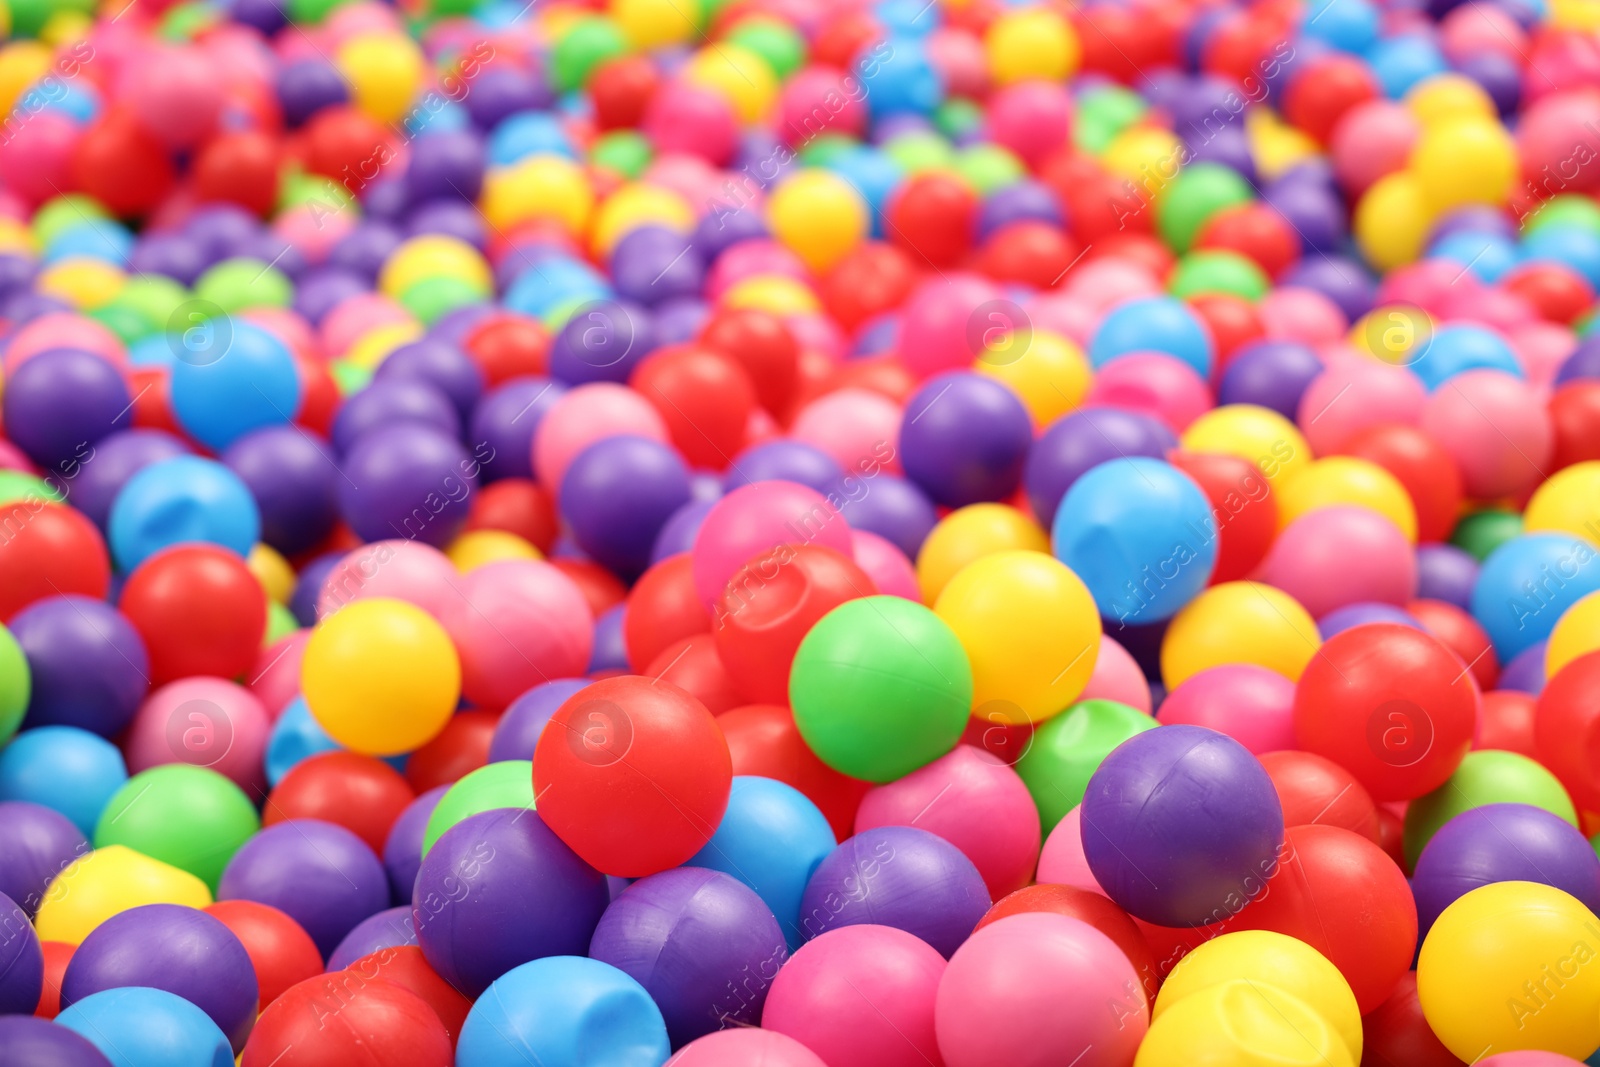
[
  {"left": 1052, "top": 457, "right": 1218, "bottom": 625},
  {"left": 877, "top": 0, "right": 940, "bottom": 37},
  {"left": 1411, "top": 323, "right": 1523, "bottom": 390},
  {"left": 1365, "top": 34, "right": 1448, "bottom": 98},
  {"left": 490, "top": 113, "right": 577, "bottom": 164},
  {"left": 1088, "top": 296, "right": 1215, "bottom": 379},
  {"left": 1523, "top": 227, "right": 1600, "bottom": 290},
  {"left": 456, "top": 956, "right": 669, "bottom": 1067},
  {"left": 1471, "top": 533, "right": 1600, "bottom": 661},
  {"left": 858, "top": 37, "right": 944, "bottom": 118},
  {"left": 107, "top": 456, "right": 260, "bottom": 572},
  {"left": 56, "top": 987, "right": 232, "bottom": 1067},
  {"left": 169, "top": 321, "right": 302, "bottom": 452},
  {"left": 1429, "top": 231, "right": 1520, "bottom": 284},
  {"left": 503, "top": 257, "right": 612, "bottom": 319},
  {"left": 686, "top": 776, "right": 836, "bottom": 950},
  {"left": 1302, "top": 0, "right": 1378, "bottom": 52},
  {"left": 43, "top": 221, "right": 133, "bottom": 266},
  {"left": 0, "top": 725, "right": 127, "bottom": 837},
  {"left": 265, "top": 696, "right": 340, "bottom": 787},
  {"left": 826, "top": 148, "right": 903, "bottom": 239}
]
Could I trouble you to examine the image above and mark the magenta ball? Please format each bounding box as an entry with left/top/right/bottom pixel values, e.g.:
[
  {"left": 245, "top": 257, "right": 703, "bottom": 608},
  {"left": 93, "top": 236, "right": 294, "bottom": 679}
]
[
  {"left": 317, "top": 539, "right": 459, "bottom": 621},
  {"left": 437, "top": 560, "right": 593, "bottom": 710},
  {"left": 851, "top": 530, "right": 918, "bottom": 601},
  {"left": 122, "top": 678, "right": 270, "bottom": 794},
  {"left": 1156, "top": 665, "right": 1297, "bottom": 755},
  {"left": 690, "top": 480, "right": 854, "bottom": 607},
  {"left": 1420, "top": 369, "right": 1553, "bottom": 500},
  {"left": 987, "top": 81, "right": 1071, "bottom": 166},
  {"left": 1080, "top": 635, "right": 1152, "bottom": 714},
  {"left": 1083, "top": 352, "right": 1213, "bottom": 433},
  {"left": 898, "top": 275, "right": 1003, "bottom": 379},
  {"left": 533, "top": 382, "right": 670, "bottom": 490},
  {"left": 1256, "top": 506, "right": 1417, "bottom": 618},
  {"left": 668, "top": 1028, "right": 828, "bottom": 1066},
  {"left": 1296, "top": 356, "right": 1426, "bottom": 455},
  {"left": 644, "top": 81, "right": 738, "bottom": 165},
  {"left": 1476, "top": 1055, "right": 1588, "bottom": 1067},
  {"left": 1035, "top": 807, "right": 1104, "bottom": 894}
]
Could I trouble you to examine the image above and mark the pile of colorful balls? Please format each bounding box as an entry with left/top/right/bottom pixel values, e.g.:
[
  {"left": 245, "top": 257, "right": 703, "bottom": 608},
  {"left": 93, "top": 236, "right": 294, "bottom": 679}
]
[{"left": 2, "top": 0, "right": 1600, "bottom": 1061}]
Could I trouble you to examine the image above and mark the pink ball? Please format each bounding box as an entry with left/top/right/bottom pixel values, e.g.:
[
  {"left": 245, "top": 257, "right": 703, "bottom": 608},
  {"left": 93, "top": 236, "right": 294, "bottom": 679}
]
[
  {"left": 242, "top": 308, "right": 315, "bottom": 359},
  {"left": 3, "top": 313, "right": 128, "bottom": 372},
  {"left": 667, "top": 1028, "right": 828, "bottom": 1067},
  {"left": 933, "top": 913, "right": 1148, "bottom": 1067},
  {"left": 1155, "top": 664, "right": 1297, "bottom": 755},
  {"left": 1378, "top": 260, "right": 1483, "bottom": 315},
  {"left": 763, "top": 925, "right": 946, "bottom": 1067},
  {"left": 706, "top": 241, "right": 807, "bottom": 300},
  {"left": 437, "top": 559, "right": 593, "bottom": 711},
  {"left": 533, "top": 383, "right": 671, "bottom": 490},
  {"left": 987, "top": 81, "right": 1071, "bottom": 168},
  {"left": 1329, "top": 100, "right": 1419, "bottom": 197},
  {"left": 925, "top": 27, "right": 988, "bottom": 100},
  {"left": 643, "top": 154, "right": 724, "bottom": 211},
  {"left": 856, "top": 746, "right": 1041, "bottom": 898},
  {"left": 778, "top": 66, "right": 867, "bottom": 146},
  {"left": 1439, "top": 2, "right": 1526, "bottom": 64},
  {"left": 1517, "top": 90, "right": 1600, "bottom": 191},
  {"left": 1035, "top": 806, "right": 1104, "bottom": 894},
  {"left": 898, "top": 274, "right": 1003, "bottom": 379},
  {"left": 852, "top": 529, "right": 919, "bottom": 601},
  {"left": 275, "top": 199, "right": 356, "bottom": 264},
  {"left": 318, "top": 540, "right": 460, "bottom": 621},
  {"left": 1420, "top": 369, "right": 1553, "bottom": 499},
  {"left": 325, "top": 2, "right": 402, "bottom": 43},
  {"left": 1476, "top": 1054, "right": 1587, "bottom": 1067},
  {"left": 785, "top": 312, "right": 846, "bottom": 362},
  {"left": 1079, "top": 634, "right": 1150, "bottom": 714},
  {"left": 1063, "top": 259, "right": 1160, "bottom": 313},
  {"left": 1025, "top": 295, "right": 1097, "bottom": 347},
  {"left": 1523, "top": 37, "right": 1600, "bottom": 104},
  {"left": 125, "top": 46, "right": 222, "bottom": 148},
  {"left": 1438, "top": 287, "right": 1537, "bottom": 334},
  {"left": 249, "top": 631, "right": 309, "bottom": 722},
  {"left": 1296, "top": 356, "right": 1427, "bottom": 454},
  {"left": 644, "top": 81, "right": 738, "bottom": 166},
  {"left": 1259, "top": 287, "right": 1348, "bottom": 345},
  {"left": 788, "top": 388, "right": 903, "bottom": 474},
  {"left": 0, "top": 112, "right": 79, "bottom": 208},
  {"left": 319, "top": 293, "right": 411, "bottom": 357},
  {"left": 1083, "top": 352, "right": 1213, "bottom": 433},
  {"left": 691, "top": 480, "right": 854, "bottom": 607},
  {"left": 1511, "top": 321, "right": 1576, "bottom": 390},
  {"left": 123, "top": 677, "right": 270, "bottom": 794},
  {"left": 1256, "top": 506, "right": 1418, "bottom": 619},
  {"left": 0, "top": 441, "right": 34, "bottom": 474}
]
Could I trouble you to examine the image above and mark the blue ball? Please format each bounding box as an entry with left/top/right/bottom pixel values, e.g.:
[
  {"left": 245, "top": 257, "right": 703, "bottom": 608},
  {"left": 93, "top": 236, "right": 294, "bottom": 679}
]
[
  {"left": 1523, "top": 226, "right": 1600, "bottom": 289},
  {"left": 489, "top": 112, "right": 576, "bottom": 164},
  {"left": 1089, "top": 296, "right": 1215, "bottom": 379},
  {"left": 825, "top": 148, "right": 904, "bottom": 238},
  {"left": 1429, "top": 231, "right": 1521, "bottom": 283},
  {"left": 503, "top": 257, "right": 612, "bottom": 319},
  {"left": 44, "top": 221, "right": 133, "bottom": 266},
  {"left": 1301, "top": 0, "right": 1378, "bottom": 52},
  {"left": 1471, "top": 533, "right": 1600, "bottom": 661},
  {"left": 1366, "top": 34, "right": 1448, "bottom": 98},
  {"left": 0, "top": 726, "right": 127, "bottom": 837},
  {"left": 56, "top": 987, "right": 232, "bottom": 1067},
  {"left": 687, "top": 776, "right": 836, "bottom": 951},
  {"left": 1412, "top": 323, "right": 1523, "bottom": 390},
  {"left": 857, "top": 37, "right": 944, "bottom": 118},
  {"left": 455, "top": 956, "right": 669, "bottom": 1067},
  {"left": 107, "top": 456, "right": 261, "bottom": 572},
  {"left": 265, "top": 696, "right": 340, "bottom": 787},
  {"left": 170, "top": 321, "right": 303, "bottom": 452},
  {"left": 1052, "top": 457, "right": 1218, "bottom": 626}
]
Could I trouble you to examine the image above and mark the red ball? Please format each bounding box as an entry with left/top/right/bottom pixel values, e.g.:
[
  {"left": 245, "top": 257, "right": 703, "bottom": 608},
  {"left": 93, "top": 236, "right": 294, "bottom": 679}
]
[
  {"left": 345, "top": 947, "right": 471, "bottom": 1046},
  {"left": 241, "top": 973, "right": 451, "bottom": 1067},
  {"left": 1167, "top": 449, "right": 1278, "bottom": 583},
  {"left": 1131, "top": 915, "right": 1227, "bottom": 986},
  {"left": 1334, "top": 423, "right": 1464, "bottom": 544},
  {"left": 825, "top": 354, "right": 917, "bottom": 405},
  {"left": 404, "top": 710, "right": 497, "bottom": 793},
  {"left": 1258, "top": 749, "right": 1380, "bottom": 843},
  {"left": 713, "top": 544, "right": 875, "bottom": 705},
  {"left": 887, "top": 172, "right": 978, "bottom": 268},
  {"left": 699, "top": 307, "right": 801, "bottom": 419},
  {"left": 1375, "top": 803, "right": 1405, "bottom": 868},
  {"left": 463, "top": 314, "right": 550, "bottom": 386},
  {"left": 293, "top": 358, "right": 340, "bottom": 439},
  {"left": 717, "top": 702, "right": 867, "bottom": 841},
  {"left": 810, "top": 9, "right": 882, "bottom": 69},
  {"left": 974, "top": 884, "right": 1157, "bottom": 1001},
  {"left": 1548, "top": 381, "right": 1600, "bottom": 471},
  {"left": 70, "top": 111, "right": 175, "bottom": 217},
  {"left": 588, "top": 55, "right": 660, "bottom": 132},
  {"left": 264, "top": 751, "right": 416, "bottom": 855},
  {"left": 1075, "top": 3, "right": 1178, "bottom": 83},
  {"left": 1503, "top": 262, "right": 1595, "bottom": 324},
  {"left": 1084, "top": 232, "right": 1176, "bottom": 282},
  {"left": 645, "top": 633, "right": 741, "bottom": 715},
  {"left": 1187, "top": 293, "right": 1263, "bottom": 365},
  {"left": 131, "top": 366, "right": 181, "bottom": 435},
  {"left": 1193, "top": 202, "right": 1300, "bottom": 279},
  {"left": 1236, "top": 824, "right": 1416, "bottom": 1013},
  {"left": 1054, "top": 163, "right": 1152, "bottom": 244},
  {"left": 34, "top": 941, "right": 72, "bottom": 1019},
  {"left": 1405, "top": 598, "right": 1498, "bottom": 692},
  {"left": 0, "top": 501, "right": 111, "bottom": 621},
  {"left": 819, "top": 242, "right": 919, "bottom": 336},
  {"left": 1475, "top": 689, "right": 1537, "bottom": 757},
  {"left": 1283, "top": 54, "right": 1380, "bottom": 145},
  {"left": 1360, "top": 970, "right": 1464, "bottom": 1067},
  {"left": 1292, "top": 623, "right": 1477, "bottom": 801},
  {"left": 204, "top": 901, "right": 324, "bottom": 1010},
  {"left": 974, "top": 220, "right": 1079, "bottom": 289},
  {"left": 533, "top": 674, "right": 733, "bottom": 876},
  {"left": 118, "top": 543, "right": 268, "bottom": 685},
  {"left": 624, "top": 554, "right": 711, "bottom": 671},
  {"left": 1202, "top": 12, "right": 1289, "bottom": 89},
  {"left": 631, "top": 345, "right": 757, "bottom": 469},
  {"left": 1535, "top": 651, "right": 1600, "bottom": 812},
  {"left": 301, "top": 106, "right": 392, "bottom": 193},
  {"left": 193, "top": 130, "right": 281, "bottom": 217},
  {"left": 465, "top": 479, "right": 558, "bottom": 554},
  {"left": 960, "top": 716, "right": 1036, "bottom": 769},
  {"left": 548, "top": 557, "right": 627, "bottom": 618}
]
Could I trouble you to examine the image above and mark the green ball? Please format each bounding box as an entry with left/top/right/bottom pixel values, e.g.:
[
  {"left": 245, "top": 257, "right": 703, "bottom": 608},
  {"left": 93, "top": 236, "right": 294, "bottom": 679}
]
[
  {"left": 1156, "top": 163, "right": 1254, "bottom": 254},
  {"left": 796, "top": 133, "right": 858, "bottom": 168},
  {"left": 32, "top": 195, "right": 110, "bottom": 247},
  {"left": 789, "top": 596, "right": 973, "bottom": 783},
  {"left": 400, "top": 275, "right": 485, "bottom": 325},
  {"left": 194, "top": 257, "right": 292, "bottom": 314},
  {"left": 88, "top": 302, "right": 155, "bottom": 345},
  {"left": 726, "top": 17, "right": 805, "bottom": 79},
  {"left": 934, "top": 98, "right": 984, "bottom": 142},
  {"left": 423, "top": 760, "right": 536, "bottom": 857},
  {"left": 954, "top": 144, "right": 1025, "bottom": 197},
  {"left": 94, "top": 765, "right": 260, "bottom": 891},
  {"left": 102, "top": 276, "right": 189, "bottom": 342},
  {"left": 1402, "top": 750, "right": 1578, "bottom": 870},
  {"left": 1168, "top": 250, "right": 1270, "bottom": 301},
  {"left": 0, "top": 623, "right": 30, "bottom": 747},
  {"left": 1014, "top": 699, "right": 1158, "bottom": 837},
  {"left": 552, "top": 17, "right": 628, "bottom": 94},
  {"left": 157, "top": 1, "right": 217, "bottom": 40},
  {"left": 329, "top": 359, "right": 372, "bottom": 396},
  {"left": 591, "top": 131, "right": 653, "bottom": 179},
  {"left": 0, "top": 470, "right": 63, "bottom": 506},
  {"left": 1077, "top": 85, "right": 1146, "bottom": 141},
  {"left": 287, "top": 0, "right": 351, "bottom": 24},
  {"left": 6, "top": 0, "right": 55, "bottom": 35},
  {"left": 1524, "top": 193, "right": 1600, "bottom": 237},
  {"left": 1073, "top": 117, "right": 1119, "bottom": 157},
  {"left": 265, "top": 602, "right": 299, "bottom": 645},
  {"left": 1451, "top": 509, "right": 1524, "bottom": 562},
  {"left": 882, "top": 132, "right": 955, "bottom": 175}
]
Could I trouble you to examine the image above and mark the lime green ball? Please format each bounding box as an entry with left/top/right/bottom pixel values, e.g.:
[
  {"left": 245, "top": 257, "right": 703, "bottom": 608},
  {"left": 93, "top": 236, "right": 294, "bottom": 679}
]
[
  {"left": 954, "top": 144, "right": 1025, "bottom": 197},
  {"left": 1168, "top": 249, "right": 1270, "bottom": 301},
  {"left": 934, "top": 97, "right": 984, "bottom": 142},
  {"left": 1074, "top": 118, "right": 1118, "bottom": 157},
  {"left": 796, "top": 133, "right": 858, "bottom": 167},
  {"left": 287, "top": 0, "right": 352, "bottom": 24},
  {"left": 542, "top": 294, "right": 591, "bottom": 332},
  {"left": 789, "top": 596, "right": 973, "bottom": 783},
  {"left": 106, "top": 275, "right": 189, "bottom": 340},
  {"left": 423, "top": 760, "right": 535, "bottom": 856},
  {"left": 1077, "top": 85, "right": 1146, "bottom": 141},
  {"left": 194, "top": 257, "right": 292, "bottom": 314},
  {"left": 882, "top": 132, "right": 956, "bottom": 175},
  {"left": 1014, "top": 699, "right": 1158, "bottom": 837},
  {"left": 329, "top": 359, "right": 372, "bottom": 396},
  {"left": 1402, "top": 750, "right": 1578, "bottom": 870},
  {"left": 400, "top": 275, "right": 485, "bottom": 325},
  {"left": 1157, "top": 163, "right": 1254, "bottom": 254},
  {"left": 1452, "top": 509, "right": 1523, "bottom": 562},
  {"left": 33, "top": 195, "right": 110, "bottom": 247},
  {"left": 88, "top": 303, "right": 152, "bottom": 345},
  {"left": 726, "top": 17, "right": 805, "bottom": 79},
  {"left": 265, "top": 601, "right": 299, "bottom": 645},
  {"left": 94, "top": 765, "right": 260, "bottom": 891},
  {"left": 6, "top": 0, "right": 53, "bottom": 35},
  {"left": 1524, "top": 193, "right": 1600, "bottom": 237},
  {"left": 552, "top": 17, "right": 628, "bottom": 94},
  {"left": 591, "top": 130, "right": 653, "bottom": 179},
  {"left": 0, "top": 623, "right": 29, "bottom": 747},
  {"left": 0, "top": 470, "right": 63, "bottom": 506},
  {"left": 426, "top": 0, "right": 479, "bottom": 16},
  {"left": 158, "top": 1, "right": 217, "bottom": 40}
]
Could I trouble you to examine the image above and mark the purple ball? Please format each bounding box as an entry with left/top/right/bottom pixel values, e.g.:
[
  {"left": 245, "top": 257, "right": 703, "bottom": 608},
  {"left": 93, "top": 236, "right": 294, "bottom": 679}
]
[
  {"left": 0, "top": 890, "right": 42, "bottom": 1015},
  {"left": 1457, "top": 51, "right": 1520, "bottom": 116},
  {"left": 489, "top": 679, "right": 589, "bottom": 764},
  {"left": 429, "top": 304, "right": 496, "bottom": 347},
  {"left": 1281, "top": 256, "right": 1375, "bottom": 322},
  {"left": 184, "top": 206, "right": 259, "bottom": 263},
  {"left": 559, "top": 435, "right": 691, "bottom": 579},
  {"left": 1555, "top": 335, "right": 1600, "bottom": 386},
  {"left": 724, "top": 440, "right": 843, "bottom": 495},
  {"left": 239, "top": 233, "right": 306, "bottom": 280},
  {"left": 289, "top": 552, "right": 343, "bottom": 628},
  {"left": 383, "top": 785, "right": 447, "bottom": 904},
  {"left": 977, "top": 180, "right": 1062, "bottom": 239},
  {"left": 332, "top": 378, "right": 462, "bottom": 455},
  {"left": 1185, "top": 129, "right": 1257, "bottom": 185},
  {"left": 405, "top": 129, "right": 486, "bottom": 203},
  {"left": 1081, "top": 724, "right": 1285, "bottom": 928},
  {"left": 835, "top": 472, "right": 939, "bottom": 560},
  {"left": 1317, "top": 603, "right": 1422, "bottom": 640},
  {"left": 68, "top": 429, "right": 189, "bottom": 530},
  {"left": 0, "top": 801, "right": 87, "bottom": 917},
  {"left": 413, "top": 808, "right": 608, "bottom": 997},
  {"left": 374, "top": 340, "right": 485, "bottom": 423},
  {"left": 589, "top": 604, "right": 628, "bottom": 674},
  {"left": 548, "top": 300, "right": 654, "bottom": 385},
  {"left": 465, "top": 67, "right": 554, "bottom": 130},
  {"left": 468, "top": 377, "right": 567, "bottom": 482},
  {"left": 229, "top": 0, "right": 285, "bottom": 35},
  {"left": 61, "top": 903, "right": 257, "bottom": 1052},
  {"left": 690, "top": 208, "right": 768, "bottom": 261},
  {"left": 11, "top": 597, "right": 149, "bottom": 738},
  {"left": 1264, "top": 181, "right": 1346, "bottom": 256},
  {"left": 899, "top": 371, "right": 1032, "bottom": 508},
  {"left": 276, "top": 59, "right": 349, "bottom": 127},
  {"left": 1498, "top": 640, "right": 1549, "bottom": 696},
  {"left": 1218, "top": 340, "right": 1323, "bottom": 419},
  {"left": 651, "top": 499, "right": 715, "bottom": 565},
  {"left": 327, "top": 905, "right": 417, "bottom": 971},
  {"left": 363, "top": 177, "right": 408, "bottom": 221},
  {"left": 2, "top": 349, "right": 132, "bottom": 472},
  {"left": 218, "top": 819, "right": 390, "bottom": 959},
  {"left": 1416, "top": 543, "right": 1480, "bottom": 610},
  {"left": 338, "top": 425, "right": 476, "bottom": 547},
  {"left": 589, "top": 867, "right": 788, "bottom": 1046},
  {"left": 223, "top": 424, "right": 341, "bottom": 556},
  {"left": 1024, "top": 408, "right": 1178, "bottom": 526},
  {"left": 0, "top": 254, "right": 37, "bottom": 299},
  {"left": 328, "top": 222, "right": 403, "bottom": 280},
  {"left": 293, "top": 267, "right": 369, "bottom": 325},
  {"left": 404, "top": 199, "right": 487, "bottom": 247},
  {"left": 128, "top": 233, "right": 207, "bottom": 285},
  {"left": 0, "top": 1016, "right": 110, "bottom": 1067},
  {"left": 0, "top": 293, "right": 70, "bottom": 325},
  {"left": 610, "top": 226, "right": 706, "bottom": 307},
  {"left": 798, "top": 826, "right": 989, "bottom": 958},
  {"left": 1412, "top": 803, "right": 1600, "bottom": 939},
  {"left": 653, "top": 297, "right": 710, "bottom": 345}
]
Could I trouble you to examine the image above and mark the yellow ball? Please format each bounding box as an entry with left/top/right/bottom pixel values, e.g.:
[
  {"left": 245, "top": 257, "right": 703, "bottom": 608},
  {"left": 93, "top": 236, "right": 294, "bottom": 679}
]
[
  {"left": 767, "top": 169, "right": 868, "bottom": 274},
  {"left": 35, "top": 845, "right": 213, "bottom": 945},
  {"left": 482, "top": 155, "right": 595, "bottom": 236},
  {"left": 345, "top": 320, "right": 422, "bottom": 371},
  {"left": 1350, "top": 303, "right": 1437, "bottom": 367},
  {"left": 0, "top": 218, "right": 34, "bottom": 256},
  {"left": 0, "top": 41, "right": 51, "bottom": 116},
  {"left": 975, "top": 329, "right": 1091, "bottom": 427},
  {"left": 1102, "top": 127, "right": 1182, "bottom": 206},
  {"left": 1180, "top": 404, "right": 1311, "bottom": 487},
  {"left": 248, "top": 543, "right": 296, "bottom": 605},
  {"left": 1418, "top": 881, "right": 1600, "bottom": 1061},
  {"left": 985, "top": 6, "right": 1080, "bottom": 85},
  {"left": 447, "top": 529, "right": 542, "bottom": 572},
  {"left": 40, "top": 10, "right": 92, "bottom": 45},
  {"left": 917, "top": 502, "right": 1049, "bottom": 604},
  {"left": 337, "top": 34, "right": 424, "bottom": 126},
  {"left": 611, "top": 0, "right": 700, "bottom": 48},
  {"left": 302, "top": 597, "right": 461, "bottom": 756},
  {"left": 1525, "top": 461, "right": 1600, "bottom": 545},
  {"left": 1161, "top": 581, "right": 1321, "bottom": 688},
  {"left": 1552, "top": 0, "right": 1600, "bottom": 29},
  {"left": 1157, "top": 931, "right": 1363, "bottom": 1063},
  {"left": 1546, "top": 590, "right": 1600, "bottom": 679},
  {"left": 35, "top": 257, "right": 125, "bottom": 311},
  {"left": 1136, "top": 978, "right": 1356, "bottom": 1067},
  {"left": 721, "top": 274, "right": 821, "bottom": 315},
  {"left": 1276, "top": 456, "right": 1418, "bottom": 542},
  {"left": 591, "top": 182, "right": 695, "bottom": 259},
  {"left": 379, "top": 235, "right": 493, "bottom": 301},
  {"left": 934, "top": 550, "right": 1102, "bottom": 725},
  {"left": 1355, "top": 171, "right": 1434, "bottom": 271},
  {"left": 1411, "top": 117, "right": 1517, "bottom": 211},
  {"left": 683, "top": 43, "right": 778, "bottom": 124},
  {"left": 1405, "top": 73, "right": 1497, "bottom": 127},
  {"left": 1248, "top": 111, "right": 1319, "bottom": 180}
]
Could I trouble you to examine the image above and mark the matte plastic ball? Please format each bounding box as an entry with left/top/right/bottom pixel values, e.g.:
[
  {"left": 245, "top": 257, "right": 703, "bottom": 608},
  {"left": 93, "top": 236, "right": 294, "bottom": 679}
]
[
  {"left": 1160, "top": 581, "right": 1322, "bottom": 689},
  {"left": 437, "top": 560, "right": 592, "bottom": 710},
  {"left": 1081, "top": 725, "right": 1284, "bottom": 927},
  {"left": 0, "top": 800, "right": 86, "bottom": 918},
  {"left": 1421, "top": 369, "right": 1552, "bottom": 500},
  {"left": 170, "top": 321, "right": 302, "bottom": 451},
  {"left": 560, "top": 434, "right": 691, "bottom": 580},
  {"left": 10, "top": 596, "right": 147, "bottom": 738},
  {"left": 264, "top": 751, "right": 414, "bottom": 856},
  {"left": 222, "top": 425, "right": 340, "bottom": 557},
  {"left": 1089, "top": 296, "right": 1215, "bottom": 379},
  {"left": 0, "top": 348, "right": 131, "bottom": 472},
  {"left": 1136, "top": 978, "right": 1355, "bottom": 1067},
  {"left": 420, "top": 761, "right": 534, "bottom": 856},
  {"left": 32, "top": 845, "right": 211, "bottom": 947},
  {"left": 0, "top": 1015, "right": 111, "bottom": 1066},
  {"left": 108, "top": 456, "right": 261, "bottom": 571},
  {"left": 93, "top": 763, "right": 259, "bottom": 893},
  {"left": 1537, "top": 652, "right": 1600, "bottom": 812},
  {"left": 338, "top": 424, "right": 477, "bottom": 548},
  {"left": 331, "top": 378, "right": 460, "bottom": 455},
  {"left": 1158, "top": 665, "right": 1297, "bottom": 755},
  {"left": 667, "top": 1029, "right": 826, "bottom": 1066},
  {"left": 1402, "top": 750, "right": 1577, "bottom": 869},
  {"left": 1024, "top": 408, "right": 1178, "bottom": 528},
  {"left": 1258, "top": 750, "right": 1380, "bottom": 842},
  {"left": 241, "top": 972, "right": 451, "bottom": 1067},
  {"left": 0, "top": 889, "right": 41, "bottom": 1015},
  {"left": 690, "top": 480, "right": 854, "bottom": 608},
  {"left": 1257, "top": 507, "right": 1417, "bottom": 619},
  {"left": 56, "top": 987, "right": 232, "bottom": 1067},
  {"left": 1015, "top": 700, "right": 1158, "bottom": 836},
  {"left": 899, "top": 372, "right": 1032, "bottom": 509},
  {"left": 316, "top": 540, "right": 459, "bottom": 621},
  {"left": 203, "top": 900, "right": 324, "bottom": 1010}
]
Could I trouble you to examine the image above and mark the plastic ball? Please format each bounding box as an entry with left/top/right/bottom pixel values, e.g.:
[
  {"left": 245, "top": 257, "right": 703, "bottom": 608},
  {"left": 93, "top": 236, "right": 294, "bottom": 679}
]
[
  {"left": 1158, "top": 665, "right": 1297, "bottom": 755},
  {"left": 1014, "top": 699, "right": 1157, "bottom": 836},
  {"left": 1256, "top": 507, "right": 1417, "bottom": 619},
  {"left": 1473, "top": 534, "right": 1600, "bottom": 662},
  {"left": 118, "top": 543, "right": 264, "bottom": 685},
  {"left": 1421, "top": 369, "right": 1551, "bottom": 500},
  {"left": 1535, "top": 652, "right": 1600, "bottom": 812},
  {"left": 1082, "top": 352, "right": 1212, "bottom": 434},
  {"left": 1089, "top": 296, "right": 1215, "bottom": 379},
  {"left": 0, "top": 889, "right": 40, "bottom": 1015},
  {"left": 9, "top": 596, "right": 146, "bottom": 739},
  {"left": 170, "top": 321, "right": 302, "bottom": 452},
  {"left": 916, "top": 503, "right": 1048, "bottom": 604},
  {"left": 33, "top": 843, "right": 211, "bottom": 946},
  {"left": 455, "top": 956, "right": 667, "bottom": 1067},
  {"left": 437, "top": 560, "right": 593, "bottom": 711},
  {"left": 265, "top": 751, "right": 414, "bottom": 856},
  {"left": 0, "top": 800, "right": 86, "bottom": 918},
  {"left": 242, "top": 972, "right": 451, "bottom": 1067},
  {"left": 93, "top": 764, "right": 259, "bottom": 892},
  {"left": 716, "top": 704, "right": 870, "bottom": 842},
  {"left": 690, "top": 480, "right": 854, "bottom": 608},
  {"left": 767, "top": 169, "right": 868, "bottom": 274},
  {"left": 986, "top": 7, "right": 1080, "bottom": 84},
  {"left": 56, "top": 987, "right": 232, "bottom": 1067},
  {"left": 0, "top": 1015, "right": 111, "bottom": 1066},
  {"left": 338, "top": 425, "right": 477, "bottom": 548},
  {"left": 316, "top": 540, "right": 459, "bottom": 621},
  {"left": 0, "top": 348, "right": 131, "bottom": 473},
  {"left": 107, "top": 456, "right": 260, "bottom": 572},
  {"left": 1160, "top": 581, "right": 1322, "bottom": 689},
  {"left": 666, "top": 1029, "right": 826, "bottom": 1066},
  {"left": 1136, "top": 978, "right": 1356, "bottom": 1067},
  {"left": 419, "top": 761, "right": 534, "bottom": 857},
  {"left": 203, "top": 900, "right": 324, "bottom": 1010},
  {"left": 1166, "top": 449, "right": 1279, "bottom": 584}
]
